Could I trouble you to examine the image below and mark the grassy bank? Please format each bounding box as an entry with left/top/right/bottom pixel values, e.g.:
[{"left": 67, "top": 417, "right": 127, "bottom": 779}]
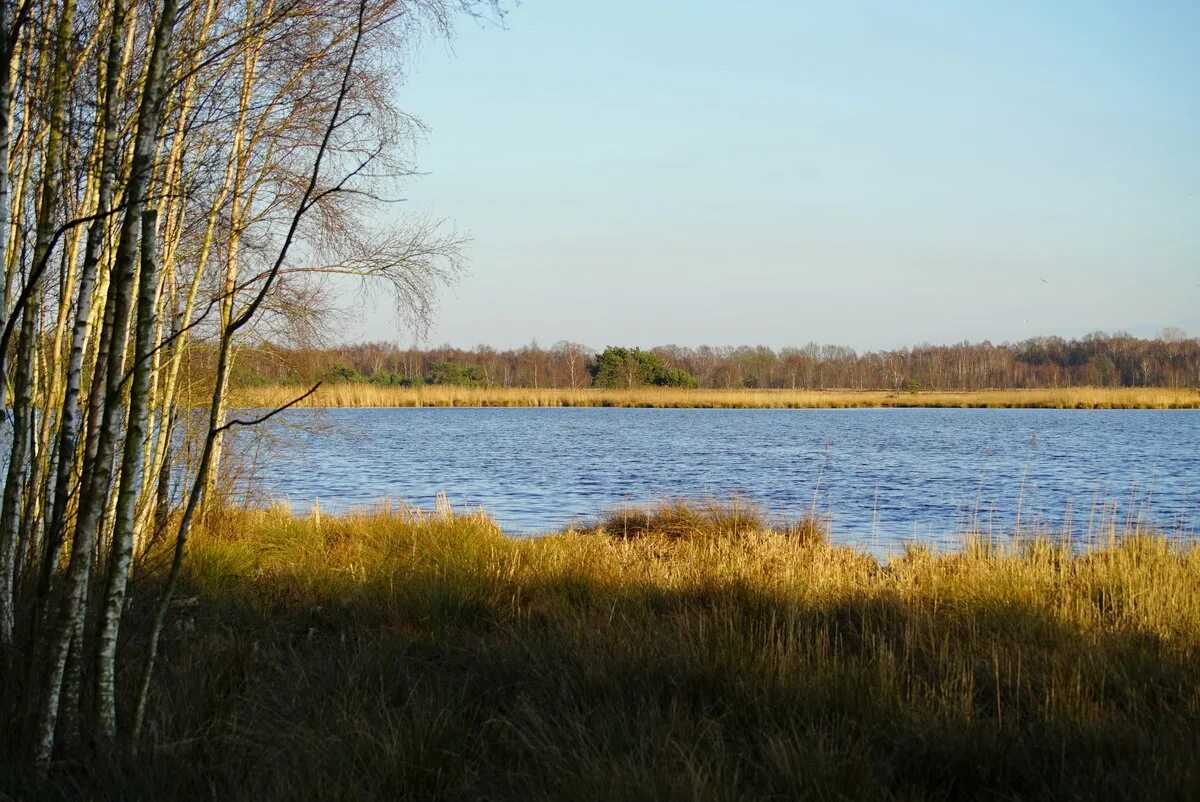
[
  {"left": 230, "top": 383, "right": 1200, "bottom": 409},
  {"left": 27, "top": 501, "right": 1200, "bottom": 800}
]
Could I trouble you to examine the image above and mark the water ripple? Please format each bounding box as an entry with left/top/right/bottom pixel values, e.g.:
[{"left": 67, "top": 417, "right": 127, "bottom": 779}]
[{"left": 235, "top": 407, "right": 1200, "bottom": 546}]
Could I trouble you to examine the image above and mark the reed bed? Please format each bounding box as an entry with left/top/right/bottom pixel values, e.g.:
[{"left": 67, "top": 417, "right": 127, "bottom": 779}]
[
  {"left": 231, "top": 383, "right": 1200, "bottom": 410},
  {"left": 32, "top": 500, "right": 1199, "bottom": 800}
]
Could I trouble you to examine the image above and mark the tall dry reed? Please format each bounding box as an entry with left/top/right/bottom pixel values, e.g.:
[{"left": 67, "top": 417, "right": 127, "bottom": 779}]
[{"left": 230, "top": 384, "right": 1200, "bottom": 410}]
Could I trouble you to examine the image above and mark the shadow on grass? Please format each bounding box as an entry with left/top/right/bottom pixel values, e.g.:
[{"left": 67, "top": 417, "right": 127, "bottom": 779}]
[{"left": 15, "top": 568, "right": 1194, "bottom": 800}]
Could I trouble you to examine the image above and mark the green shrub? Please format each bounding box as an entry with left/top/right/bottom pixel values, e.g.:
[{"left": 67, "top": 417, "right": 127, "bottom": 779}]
[
  {"left": 369, "top": 371, "right": 423, "bottom": 387},
  {"left": 657, "top": 366, "right": 698, "bottom": 388},
  {"left": 588, "top": 347, "right": 697, "bottom": 388},
  {"left": 326, "top": 363, "right": 362, "bottom": 383},
  {"left": 426, "top": 361, "right": 482, "bottom": 386}
]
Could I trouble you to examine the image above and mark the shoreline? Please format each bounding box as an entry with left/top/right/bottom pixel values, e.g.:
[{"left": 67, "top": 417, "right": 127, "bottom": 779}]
[
  {"left": 228, "top": 384, "right": 1200, "bottom": 410},
  {"left": 268, "top": 497, "right": 1187, "bottom": 552}
]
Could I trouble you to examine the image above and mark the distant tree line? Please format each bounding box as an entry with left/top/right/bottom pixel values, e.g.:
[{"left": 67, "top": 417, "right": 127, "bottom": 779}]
[{"left": 228, "top": 330, "right": 1200, "bottom": 391}]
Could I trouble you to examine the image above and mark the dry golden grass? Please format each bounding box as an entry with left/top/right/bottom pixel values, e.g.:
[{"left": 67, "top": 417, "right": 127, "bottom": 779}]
[
  {"left": 230, "top": 383, "right": 1200, "bottom": 409},
  {"left": 54, "top": 501, "right": 1197, "bottom": 800}
]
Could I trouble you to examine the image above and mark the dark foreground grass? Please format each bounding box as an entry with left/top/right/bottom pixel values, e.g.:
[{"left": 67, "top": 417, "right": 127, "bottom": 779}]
[{"left": 13, "top": 502, "right": 1200, "bottom": 800}]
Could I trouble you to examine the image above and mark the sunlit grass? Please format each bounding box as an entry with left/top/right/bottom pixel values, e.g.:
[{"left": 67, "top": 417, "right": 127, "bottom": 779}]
[
  {"left": 230, "top": 383, "right": 1200, "bottom": 409},
  {"left": 68, "top": 500, "right": 1200, "bottom": 800}
]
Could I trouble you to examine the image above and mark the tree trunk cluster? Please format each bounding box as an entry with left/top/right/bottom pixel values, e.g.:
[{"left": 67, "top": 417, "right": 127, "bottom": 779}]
[{"left": 0, "top": 0, "right": 478, "bottom": 775}]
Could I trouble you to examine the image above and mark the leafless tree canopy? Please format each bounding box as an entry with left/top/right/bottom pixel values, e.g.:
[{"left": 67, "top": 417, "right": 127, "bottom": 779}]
[{"left": 236, "top": 331, "right": 1200, "bottom": 391}]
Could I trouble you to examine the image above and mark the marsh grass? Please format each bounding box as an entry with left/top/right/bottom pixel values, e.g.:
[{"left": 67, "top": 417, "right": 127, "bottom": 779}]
[
  {"left": 584, "top": 497, "right": 828, "bottom": 545},
  {"left": 230, "top": 384, "right": 1200, "bottom": 410},
  {"left": 19, "top": 501, "right": 1200, "bottom": 800}
]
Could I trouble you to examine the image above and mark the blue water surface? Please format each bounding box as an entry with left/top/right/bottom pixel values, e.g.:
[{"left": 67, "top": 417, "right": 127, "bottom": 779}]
[{"left": 236, "top": 408, "right": 1200, "bottom": 549}]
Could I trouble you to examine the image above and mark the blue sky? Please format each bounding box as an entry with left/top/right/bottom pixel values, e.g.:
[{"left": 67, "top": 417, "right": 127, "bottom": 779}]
[{"left": 347, "top": 0, "right": 1200, "bottom": 351}]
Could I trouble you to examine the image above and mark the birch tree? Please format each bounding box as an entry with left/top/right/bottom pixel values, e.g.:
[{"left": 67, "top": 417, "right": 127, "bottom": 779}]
[{"left": 0, "top": 0, "right": 499, "bottom": 776}]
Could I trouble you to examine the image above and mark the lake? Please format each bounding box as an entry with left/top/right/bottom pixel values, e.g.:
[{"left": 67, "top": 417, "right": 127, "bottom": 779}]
[{"left": 242, "top": 407, "right": 1200, "bottom": 550}]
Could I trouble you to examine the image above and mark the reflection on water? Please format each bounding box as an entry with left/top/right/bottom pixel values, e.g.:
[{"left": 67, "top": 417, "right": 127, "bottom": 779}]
[{"left": 234, "top": 407, "right": 1200, "bottom": 549}]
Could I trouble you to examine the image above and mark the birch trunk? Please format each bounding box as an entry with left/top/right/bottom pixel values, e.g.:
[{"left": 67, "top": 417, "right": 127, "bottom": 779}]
[
  {"left": 41, "top": 0, "right": 124, "bottom": 601},
  {"left": 32, "top": 0, "right": 176, "bottom": 769},
  {"left": 93, "top": 207, "right": 159, "bottom": 744},
  {"left": 0, "top": 0, "right": 74, "bottom": 651},
  {"left": 0, "top": 0, "right": 17, "bottom": 424},
  {"left": 132, "top": 0, "right": 371, "bottom": 742}
]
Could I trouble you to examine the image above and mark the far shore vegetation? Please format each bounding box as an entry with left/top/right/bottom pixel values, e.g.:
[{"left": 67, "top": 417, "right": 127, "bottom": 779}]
[
  {"left": 15, "top": 500, "right": 1197, "bottom": 800},
  {"left": 229, "top": 331, "right": 1200, "bottom": 394},
  {"left": 231, "top": 384, "right": 1200, "bottom": 409},
  {"left": 222, "top": 332, "right": 1200, "bottom": 408}
]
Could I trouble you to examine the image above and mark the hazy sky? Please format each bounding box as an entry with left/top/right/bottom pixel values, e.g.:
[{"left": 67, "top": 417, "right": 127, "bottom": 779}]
[{"left": 343, "top": 0, "right": 1200, "bottom": 351}]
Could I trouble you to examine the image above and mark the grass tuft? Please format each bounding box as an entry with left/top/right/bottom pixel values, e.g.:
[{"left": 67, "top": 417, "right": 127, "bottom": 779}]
[
  {"left": 585, "top": 499, "right": 828, "bottom": 547},
  {"left": 586, "top": 498, "right": 766, "bottom": 540}
]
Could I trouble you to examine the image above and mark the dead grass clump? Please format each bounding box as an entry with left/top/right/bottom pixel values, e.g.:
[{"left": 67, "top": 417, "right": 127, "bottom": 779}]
[
  {"left": 780, "top": 514, "right": 828, "bottom": 545},
  {"left": 589, "top": 499, "right": 767, "bottom": 540},
  {"left": 584, "top": 499, "right": 828, "bottom": 545}
]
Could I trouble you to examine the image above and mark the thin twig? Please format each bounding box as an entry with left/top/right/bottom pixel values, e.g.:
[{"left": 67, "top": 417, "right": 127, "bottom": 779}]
[{"left": 214, "top": 382, "right": 322, "bottom": 434}]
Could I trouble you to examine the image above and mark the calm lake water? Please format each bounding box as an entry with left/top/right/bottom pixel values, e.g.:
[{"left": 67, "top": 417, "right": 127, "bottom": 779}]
[{"left": 241, "top": 408, "right": 1200, "bottom": 549}]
